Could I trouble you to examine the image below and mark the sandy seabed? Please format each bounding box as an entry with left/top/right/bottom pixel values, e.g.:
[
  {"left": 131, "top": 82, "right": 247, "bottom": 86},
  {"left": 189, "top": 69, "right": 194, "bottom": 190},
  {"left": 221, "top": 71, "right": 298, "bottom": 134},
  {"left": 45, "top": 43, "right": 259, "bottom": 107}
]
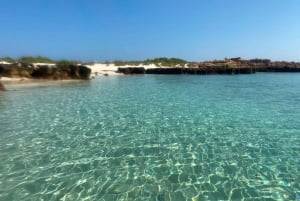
[{"left": 0, "top": 77, "right": 88, "bottom": 90}]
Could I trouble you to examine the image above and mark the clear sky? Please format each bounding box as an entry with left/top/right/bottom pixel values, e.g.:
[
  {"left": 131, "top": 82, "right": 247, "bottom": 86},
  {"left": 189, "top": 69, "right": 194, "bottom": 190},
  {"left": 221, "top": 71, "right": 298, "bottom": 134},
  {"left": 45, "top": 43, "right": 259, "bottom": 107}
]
[{"left": 1, "top": 0, "right": 299, "bottom": 61}]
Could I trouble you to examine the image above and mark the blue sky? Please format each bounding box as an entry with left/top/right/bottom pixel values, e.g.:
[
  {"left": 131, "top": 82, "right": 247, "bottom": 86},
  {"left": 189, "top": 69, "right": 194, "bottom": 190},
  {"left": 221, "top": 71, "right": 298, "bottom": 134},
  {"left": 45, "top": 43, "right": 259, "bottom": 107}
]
[{"left": 1, "top": 0, "right": 299, "bottom": 61}]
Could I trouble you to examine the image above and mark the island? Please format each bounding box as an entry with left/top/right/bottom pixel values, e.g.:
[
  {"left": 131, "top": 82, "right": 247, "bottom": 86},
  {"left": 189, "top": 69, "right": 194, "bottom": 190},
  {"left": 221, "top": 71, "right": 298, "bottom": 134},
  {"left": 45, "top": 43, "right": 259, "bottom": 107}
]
[
  {"left": 1, "top": 56, "right": 300, "bottom": 90},
  {"left": 116, "top": 57, "right": 300, "bottom": 75}
]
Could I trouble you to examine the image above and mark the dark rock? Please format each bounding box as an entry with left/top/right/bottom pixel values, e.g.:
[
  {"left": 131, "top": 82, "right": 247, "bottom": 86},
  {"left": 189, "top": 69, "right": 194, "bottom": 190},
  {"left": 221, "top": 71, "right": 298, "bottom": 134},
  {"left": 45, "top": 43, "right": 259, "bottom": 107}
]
[
  {"left": 146, "top": 68, "right": 183, "bottom": 74},
  {"left": 231, "top": 68, "right": 256, "bottom": 74},
  {"left": 0, "top": 64, "right": 33, "bottom": 78},
  {"left": 258, "top": 66, "right": 300, "bottom": 72},
  {"left": 249, "top": 59, "right": 271, "bottom": 64},
  {"left": 78, "top": 65, "right": 92, "bottom": 79},
  {"left": 30, "top": 64, "right": 91, "bottom": 80},
  {"left": 31, "top": 65, "right": 54, "bottom": 78},
  {"left": 58, "top": 64, "right": 80, "bottom": 79},
  {"left": 0, "top": 63, "right": 91, "bottom": 80},
  {"left": 230, "top": 57, "right": 242, "bottom": 61},
  {"left": 117, "top": 66, "right": 256, "bottom": 75},
  {"left": 117, "top": 67, "right": 145, "bottom": 74},
  {"left": 184, "top": 68, "right": 208, "bottom": 74}
]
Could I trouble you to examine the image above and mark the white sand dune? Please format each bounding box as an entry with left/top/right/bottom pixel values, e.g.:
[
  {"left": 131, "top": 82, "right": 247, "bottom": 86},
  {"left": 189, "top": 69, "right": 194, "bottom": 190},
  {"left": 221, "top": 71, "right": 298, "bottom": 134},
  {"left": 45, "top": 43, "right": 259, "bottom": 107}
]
[{"left": 86, "top": 63, "right": 161, "bottom": 76}]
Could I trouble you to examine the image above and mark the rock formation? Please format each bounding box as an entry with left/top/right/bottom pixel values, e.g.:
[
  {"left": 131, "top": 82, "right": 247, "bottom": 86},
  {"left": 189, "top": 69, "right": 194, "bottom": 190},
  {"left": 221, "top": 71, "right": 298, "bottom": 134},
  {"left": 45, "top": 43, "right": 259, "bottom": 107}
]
[
  {"left": 117, "top": 67, "right": 145, "bottom": 74},
  {"left": 117, "top": 58, "right": 300, "bottom": 75},
  {"left": 0, "top": 63, "right": 91, "bottom": 80}
]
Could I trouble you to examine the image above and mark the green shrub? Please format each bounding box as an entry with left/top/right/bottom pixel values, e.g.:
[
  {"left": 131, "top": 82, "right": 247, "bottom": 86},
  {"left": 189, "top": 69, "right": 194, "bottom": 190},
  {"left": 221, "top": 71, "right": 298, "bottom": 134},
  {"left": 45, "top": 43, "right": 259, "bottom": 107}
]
[
  {"left": 18, "top": 56, "right": 54, "bottom": 63},
  {"left": 144, "top": 57, "right": 187, "bottom": 67},
  {"left": 55, "top": 60, "right": 77, "bottom": 66},
  {"left": 112, "top": 57, "right": 189, "bottom": 67},
  {"left": 0, "top": 57, "right": 16, "bottom": 63}
]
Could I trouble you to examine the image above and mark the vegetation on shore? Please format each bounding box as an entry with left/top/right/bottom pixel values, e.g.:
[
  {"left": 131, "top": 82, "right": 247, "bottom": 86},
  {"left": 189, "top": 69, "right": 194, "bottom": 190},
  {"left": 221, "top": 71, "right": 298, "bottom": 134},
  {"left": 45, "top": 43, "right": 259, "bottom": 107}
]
[
  {"left": 144, "top": 58, "right": 187, "bottom": 66},
  {"left": 19, "top": 56, "right": 54, "bottom": 64},
  {"left": 0, "top": 56, "right": 190, "bottom": 67},
  {"left": 0, "top": 56, "right": 83, "bottom": 65},
  {"left": 113, "top": 57, "right": 188, "bottom": 67},
  {"left": 1, "top": 56, "right": 300, "bottom": 70}
]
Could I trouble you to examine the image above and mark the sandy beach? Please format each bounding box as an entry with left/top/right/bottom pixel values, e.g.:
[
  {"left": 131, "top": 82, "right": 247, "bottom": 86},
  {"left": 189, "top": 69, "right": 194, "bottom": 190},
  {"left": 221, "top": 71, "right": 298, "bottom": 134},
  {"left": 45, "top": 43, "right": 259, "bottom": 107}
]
[
  {"left": 86, "top": 63, "right": 160, "bottom": 77},
  {"left": 0, "top": 62, "right": 162, "bottom": 90}
]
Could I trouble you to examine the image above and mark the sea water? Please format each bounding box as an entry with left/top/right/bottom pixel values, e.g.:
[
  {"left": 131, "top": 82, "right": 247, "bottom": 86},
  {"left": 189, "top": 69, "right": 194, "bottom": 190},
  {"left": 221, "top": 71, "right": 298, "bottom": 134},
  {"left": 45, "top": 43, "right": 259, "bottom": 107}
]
[{"left": 0, "top": 74, "right": 299, "bottom": 201}]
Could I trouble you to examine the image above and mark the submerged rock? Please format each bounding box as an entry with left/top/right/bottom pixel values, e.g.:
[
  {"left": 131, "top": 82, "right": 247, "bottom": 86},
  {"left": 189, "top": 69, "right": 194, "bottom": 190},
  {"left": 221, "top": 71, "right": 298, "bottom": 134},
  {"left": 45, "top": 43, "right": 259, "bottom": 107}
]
[{"left": 0, "top": 82, "right": 5, "bottom": 91}]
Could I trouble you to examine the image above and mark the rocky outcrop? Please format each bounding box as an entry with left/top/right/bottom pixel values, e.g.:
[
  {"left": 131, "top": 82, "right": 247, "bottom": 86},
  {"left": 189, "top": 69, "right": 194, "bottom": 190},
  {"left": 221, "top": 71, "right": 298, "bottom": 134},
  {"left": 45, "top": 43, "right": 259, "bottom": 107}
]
[
  {"left": 183, "top": 67, "right": 255, "bottom": 74},
  {"left": 258, "top": 67, "right": 300, "bottom": 72},
  {"left": 0, "top": 63, "right": 91, "bottom": 80},
  {"left": 0, "top": 63, "right": 33, "bottom": 78},
  {"left": 117, "top": 59, "right": 300, "bottom": 75},
  {"left": 78, "top": 65, "right": 92, "bottom": 79},
  {"left": 117, "top": 67, "right": 145, "bottom": 74},
  {"left": 146, "top": 68, "right": 183, "bottom": 74},
  {"left": 117, "top": 67, "right": 255, "bottom": 75}
]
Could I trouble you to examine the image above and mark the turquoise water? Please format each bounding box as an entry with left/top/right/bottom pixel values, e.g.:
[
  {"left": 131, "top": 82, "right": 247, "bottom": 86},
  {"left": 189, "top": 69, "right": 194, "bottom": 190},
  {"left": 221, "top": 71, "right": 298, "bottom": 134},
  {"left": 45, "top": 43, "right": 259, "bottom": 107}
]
[{"left": 0, "top": 74, "right": 299, "bottom": 201}]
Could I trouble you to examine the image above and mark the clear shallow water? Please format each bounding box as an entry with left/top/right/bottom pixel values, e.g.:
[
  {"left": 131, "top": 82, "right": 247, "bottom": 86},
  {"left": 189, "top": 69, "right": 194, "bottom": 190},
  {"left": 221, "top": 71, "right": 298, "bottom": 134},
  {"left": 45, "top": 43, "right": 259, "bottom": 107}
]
[{"left": 0, "top": 74, "right": 299, "bottom": 201}]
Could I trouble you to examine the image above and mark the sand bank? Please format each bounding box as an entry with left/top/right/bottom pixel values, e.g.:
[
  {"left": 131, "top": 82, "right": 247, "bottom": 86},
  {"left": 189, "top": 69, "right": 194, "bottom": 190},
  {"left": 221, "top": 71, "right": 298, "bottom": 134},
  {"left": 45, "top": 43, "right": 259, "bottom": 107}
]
[{"left": 0, "top": 76, "right": 89, "bottom": 91}]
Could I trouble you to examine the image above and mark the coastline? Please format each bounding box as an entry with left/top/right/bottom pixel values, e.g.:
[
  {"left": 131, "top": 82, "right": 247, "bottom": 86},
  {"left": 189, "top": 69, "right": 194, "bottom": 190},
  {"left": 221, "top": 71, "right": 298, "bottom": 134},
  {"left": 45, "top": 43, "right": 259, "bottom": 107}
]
[
  {"left": 1, "top": 58, "right": 300, "bottom": 91},
  {"left": 87, "top": 58, "right": 300, "bottom": 76},
  {"left": 86, "top": 63, "right": 160, "bottom": 77}
]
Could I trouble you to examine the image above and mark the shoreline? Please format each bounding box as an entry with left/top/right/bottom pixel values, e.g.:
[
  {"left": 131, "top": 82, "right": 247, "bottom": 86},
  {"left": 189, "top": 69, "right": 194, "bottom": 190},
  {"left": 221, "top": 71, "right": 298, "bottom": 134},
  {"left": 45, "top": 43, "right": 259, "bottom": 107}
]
[
  {"left": 86, "top": 63, "right": 160, "bottom": 77},
  {"left": 87, "top": 59, "right": 300, "bottom": 76},
  {"left": 1, "top": 58, "right": 300, "bottom": 90},
  {"left": 0, "top": 77, "right": 89, "bottom": 90}
]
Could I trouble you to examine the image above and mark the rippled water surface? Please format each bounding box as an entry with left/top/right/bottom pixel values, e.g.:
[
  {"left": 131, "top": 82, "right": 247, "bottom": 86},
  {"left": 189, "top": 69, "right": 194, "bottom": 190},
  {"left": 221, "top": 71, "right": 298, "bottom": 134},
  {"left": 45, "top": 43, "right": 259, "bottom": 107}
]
[{"left": 0, "top": 74, "right": 300, "bottom": 201}]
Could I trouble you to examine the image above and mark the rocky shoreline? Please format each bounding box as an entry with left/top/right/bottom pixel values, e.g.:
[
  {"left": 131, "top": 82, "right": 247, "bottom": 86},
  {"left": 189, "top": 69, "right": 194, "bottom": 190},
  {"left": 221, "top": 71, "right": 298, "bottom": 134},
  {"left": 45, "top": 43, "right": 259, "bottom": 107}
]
[
  {"left": 0, "top": 63, "right": 92, "bottom": 91},
  {"left": 0, "top": 63, "right": 91, "bottom": 80},
  {"left": 117, "top": 58, "right": 300, "bottom": 75},
  {"left": 1, "top": 58, "right": 300, "bottom": 87},
  {"left": 118, "top": 66, "right": 255, "bottom": 75}
]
